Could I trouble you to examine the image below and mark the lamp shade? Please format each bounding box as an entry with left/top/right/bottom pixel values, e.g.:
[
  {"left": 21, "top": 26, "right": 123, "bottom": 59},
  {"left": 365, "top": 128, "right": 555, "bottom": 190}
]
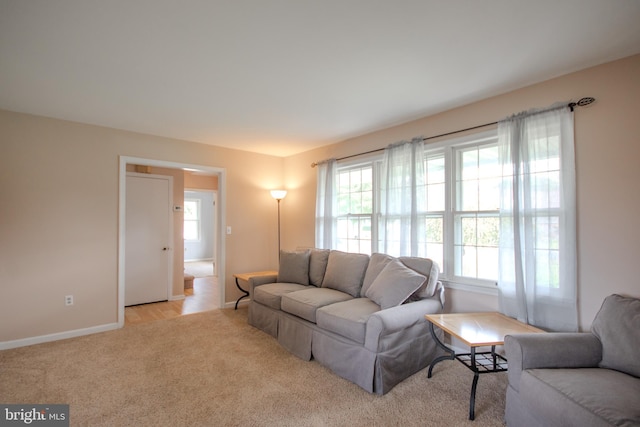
[{"left": 270, "top": 190, "right": 287, "bottom": 200}]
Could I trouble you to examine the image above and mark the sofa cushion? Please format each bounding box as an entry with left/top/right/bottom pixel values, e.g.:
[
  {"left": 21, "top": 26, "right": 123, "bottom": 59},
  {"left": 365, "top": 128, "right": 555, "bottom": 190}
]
[
  {"left": 520, "top": 368, "right": 640, "bottom": 427},
  {"left": 364, "top": 259, "right": 426, "bottom": 310},
  {"left": 590, "top": 294, "right": 640, "bottom": 378},
  {"left": 309, "top": 248, "right": 330, "bottom": 287},
  {"left": 321, "top": 250, "right": 370, "bottom": 297},
  {"left": 281, "top": 288, "right": 353, "bottom": 323},
  {"left": 316, "top": 298, "right": 380, "bottom": 344},
  {"left": 253, "top": 282, "right": 312, "bottom": 310},
  {"left": 361, "top": 253, "right": 395, "bottom": 296},
  {"left": 398, "top": 257, "right": 440, "bottom": 299},
  {"left": 278, "top": 250, "right": 310, "bottom": 286}
]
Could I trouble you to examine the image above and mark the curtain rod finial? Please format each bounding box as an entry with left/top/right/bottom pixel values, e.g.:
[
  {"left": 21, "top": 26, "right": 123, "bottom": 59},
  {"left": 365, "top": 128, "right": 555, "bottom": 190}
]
[{"left": 311, "top": 162, "right": 317, "bottom": 168}]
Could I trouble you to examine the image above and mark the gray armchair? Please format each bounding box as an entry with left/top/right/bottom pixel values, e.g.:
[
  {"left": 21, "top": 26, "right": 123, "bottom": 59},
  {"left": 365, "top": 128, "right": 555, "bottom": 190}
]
[{"left": 504, "top": 294, "right": 640, "bottom": 427}]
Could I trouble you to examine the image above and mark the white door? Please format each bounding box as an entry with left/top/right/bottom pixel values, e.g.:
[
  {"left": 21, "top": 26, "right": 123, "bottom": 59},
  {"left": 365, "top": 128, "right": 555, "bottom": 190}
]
[{"left": 125, "top": 173, "right": 172, "bottom": 306}]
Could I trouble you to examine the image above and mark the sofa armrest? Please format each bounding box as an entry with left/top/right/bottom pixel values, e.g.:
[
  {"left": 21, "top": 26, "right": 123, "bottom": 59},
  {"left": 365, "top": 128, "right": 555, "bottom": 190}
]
[
  {"left": 364, "top": 297, "right": 442, "bottom": 352},
  {"left": 504, "top": 333, "right": 602, "bottom": 392},
  {"left": 247, "top": 274, "right": 278, "bottom": 296}
]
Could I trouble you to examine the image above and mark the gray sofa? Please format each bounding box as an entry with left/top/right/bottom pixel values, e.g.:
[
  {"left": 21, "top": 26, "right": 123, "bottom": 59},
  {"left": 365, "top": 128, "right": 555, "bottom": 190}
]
[
  {"left": 504, "top": 294, "right": 640, "bottom": 427},
  {"left": 247, "top": 249, "right": 445, "bottom": 395}
]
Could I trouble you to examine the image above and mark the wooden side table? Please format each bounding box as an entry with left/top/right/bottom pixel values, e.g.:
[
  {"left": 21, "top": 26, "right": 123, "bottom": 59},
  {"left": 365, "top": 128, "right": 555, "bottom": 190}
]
[
  {"left": 232, "top": 271, "right": 278, "bottom": 310},
  {"left": 425, "top": 312, "right": 544, "bottom": 420}
]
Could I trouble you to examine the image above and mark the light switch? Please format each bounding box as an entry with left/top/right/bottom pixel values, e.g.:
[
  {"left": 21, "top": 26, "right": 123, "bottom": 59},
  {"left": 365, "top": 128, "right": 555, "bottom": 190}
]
[{"left": 227, "top": 226, "right": 232, "bottom": 235}]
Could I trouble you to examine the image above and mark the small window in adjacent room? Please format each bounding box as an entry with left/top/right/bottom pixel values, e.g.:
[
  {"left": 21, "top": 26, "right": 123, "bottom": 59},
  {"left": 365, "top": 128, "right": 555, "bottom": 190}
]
[{"left": 183, "top": 199, "right": 201, "bottom": 241}]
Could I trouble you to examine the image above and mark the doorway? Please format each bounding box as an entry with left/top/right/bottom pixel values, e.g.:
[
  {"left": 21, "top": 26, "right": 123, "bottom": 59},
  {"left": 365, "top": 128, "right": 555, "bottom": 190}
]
[
  {"left": 118, "top": 156, "right": 226, "bottom": 328},
  {"left": 184, "top": 189, "right": 217, "bottom": 275}
]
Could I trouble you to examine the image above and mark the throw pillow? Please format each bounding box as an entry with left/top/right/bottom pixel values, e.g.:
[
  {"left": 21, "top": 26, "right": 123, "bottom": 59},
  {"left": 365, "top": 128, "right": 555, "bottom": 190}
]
[
  {"left": 321, "top": 250, "right": 370, "bottom": 297},
  {"left": 309, "top": 248, "right": 330, "bottom": 287},
  {"left": 361, "top": 253, "right": 395, "bottom": 296},
  {"left": 591, "top": 294, "right": 640, "bottom": 378},
  {"left": 277, "top": 250, "right": 310, "bottom": 286},
  {"left": 365, "top": 259, "right": 426, "bottom": 310},
  {"left": 399, "top": 257, "right": 440, "bottom": 300}
]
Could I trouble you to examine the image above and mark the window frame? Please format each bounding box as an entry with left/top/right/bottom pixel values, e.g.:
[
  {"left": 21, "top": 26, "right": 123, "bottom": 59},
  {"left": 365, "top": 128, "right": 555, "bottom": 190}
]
[{"left": 332, "top": 130, "right": 501, "bottom": 288}]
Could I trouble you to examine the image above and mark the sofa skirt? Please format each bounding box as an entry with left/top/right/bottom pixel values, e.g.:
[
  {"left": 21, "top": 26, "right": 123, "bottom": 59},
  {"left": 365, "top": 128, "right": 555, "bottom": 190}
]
[
  {"left": 278, "top": 314, "right": 313, "bottom": 361},
  {"left": 312, "top": 329, "right": 377, "bottom": 393},
  {"left": 248, "top": 301, "right": 279, "bottom": 338}
]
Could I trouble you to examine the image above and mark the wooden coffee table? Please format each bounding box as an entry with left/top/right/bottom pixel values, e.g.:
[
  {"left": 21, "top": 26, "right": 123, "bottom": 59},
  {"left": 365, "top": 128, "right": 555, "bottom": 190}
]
[{"left": 425, "top": 312, "right": 544, "bottom": 420}]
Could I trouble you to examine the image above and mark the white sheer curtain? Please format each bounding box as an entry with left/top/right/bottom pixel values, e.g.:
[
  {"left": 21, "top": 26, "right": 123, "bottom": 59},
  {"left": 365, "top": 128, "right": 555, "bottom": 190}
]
[
  {"left": 315, "top": 159, "right": 337, "bottom": 249},
  {"left": 379, "top": 137, "right": 426, "bottom": 257},
  {"left": 498, "top": 105, "right": 578, "bottom": 331}
]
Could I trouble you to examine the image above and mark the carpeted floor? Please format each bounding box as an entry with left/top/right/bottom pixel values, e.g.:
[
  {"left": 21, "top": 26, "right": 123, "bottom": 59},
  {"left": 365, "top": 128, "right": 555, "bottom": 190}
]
[
  {"left": 184, "top": 261, "right": 214, "bottom": 278},
  {"left": 0, "top": 308, "right": 507, "bottom": 426}
]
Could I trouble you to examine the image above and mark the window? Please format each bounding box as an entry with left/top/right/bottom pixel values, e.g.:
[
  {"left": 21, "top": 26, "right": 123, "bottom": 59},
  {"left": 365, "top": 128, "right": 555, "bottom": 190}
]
[
  {"left": 336, "top": 165, "right": 374, "bottom": 254},
  {"left": 183, "top": 199, "right": 200, "bottom": 241},
  {"left": 452, "top": 142, "right": 500, "bottom": 282},
  {"left": 332, "top": 131, "right": 501, "bottom": 286}
]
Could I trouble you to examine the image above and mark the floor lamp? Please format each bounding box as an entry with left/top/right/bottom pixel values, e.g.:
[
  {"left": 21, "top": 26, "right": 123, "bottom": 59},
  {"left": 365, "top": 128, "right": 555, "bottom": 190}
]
[{"left": 270, "top": 190, "right": 287, "bottom": 259}]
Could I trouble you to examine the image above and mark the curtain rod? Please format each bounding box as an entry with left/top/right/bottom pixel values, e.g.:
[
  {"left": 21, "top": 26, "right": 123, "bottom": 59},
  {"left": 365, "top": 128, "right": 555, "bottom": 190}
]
[{"left": 311, "top": 97, "right": 595, "bottom": 168}]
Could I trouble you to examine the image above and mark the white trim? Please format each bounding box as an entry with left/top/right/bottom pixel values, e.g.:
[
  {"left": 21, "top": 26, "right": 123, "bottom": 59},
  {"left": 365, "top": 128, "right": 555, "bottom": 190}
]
[
  {"left": 442, "top": 280, "right": 499, "bottom": 296},
  {"left": 118, "top": 156, "right": 227, "bottom": 328},
  {"left": 169, "top": 294, "right": 185, "bottom": 301},
  {"left": 0, "top": 323, "right": 119, "bottom": 350},
  {"left": 224, "top": 299, "right": 250, "bottom": 309}
]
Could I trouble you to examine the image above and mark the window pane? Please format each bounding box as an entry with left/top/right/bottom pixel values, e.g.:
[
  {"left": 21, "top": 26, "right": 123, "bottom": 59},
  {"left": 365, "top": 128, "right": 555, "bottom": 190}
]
[
  {"left": 477, "top": 217, "right": 499, "bottom": 246},
  {"left": 477, "top": 247, "right": 498, "bottom": 280},
  {"left": 184, "top": 200, "right": 199, "bottom": 220},
  {"left": 184, "top": 221, "right": 198, "bottom": 240},
  {"left": 427, "top": 183, "right": 445, "bottom": 211},
  {"left": 478, "top": 177, "right": 500, "bottom": 210}
]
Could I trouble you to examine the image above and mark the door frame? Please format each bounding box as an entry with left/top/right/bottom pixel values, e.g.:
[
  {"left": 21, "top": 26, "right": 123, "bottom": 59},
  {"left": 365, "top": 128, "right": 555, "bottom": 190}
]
[
  {"left": 118, "top": 156, "right": 227, "bottom": 327},
  {"left": 125, "top": 172, "right": 173, "bottom": 305}
]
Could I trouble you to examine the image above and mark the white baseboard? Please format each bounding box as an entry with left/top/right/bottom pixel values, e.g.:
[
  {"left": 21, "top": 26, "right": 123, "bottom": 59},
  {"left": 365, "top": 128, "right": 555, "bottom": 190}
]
[
  {"left": 170, "top": 294, "right": 185, "bottom": 301},
  {"left": 224, "top": 299, "right": 250, "bottom": 309},
  {"left": 0, "top": 322, "right": 120, "bottom": 350}
]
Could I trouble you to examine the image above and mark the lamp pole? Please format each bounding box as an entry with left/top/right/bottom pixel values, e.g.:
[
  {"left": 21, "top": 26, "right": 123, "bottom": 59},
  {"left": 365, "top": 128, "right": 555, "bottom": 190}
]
[
  {"left": 270, "top": 190, "right": 287, "bottom": 260},
  {"left": 277, "top": 198, "right": 282, "bottom": 258}
]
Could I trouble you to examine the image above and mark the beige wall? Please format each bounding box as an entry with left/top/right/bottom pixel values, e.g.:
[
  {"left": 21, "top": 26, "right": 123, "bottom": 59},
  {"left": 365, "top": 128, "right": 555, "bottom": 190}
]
[
  {"left": 284, "top": 54, "right": 640, "bottom": 331},
  {"left": 184, "top": 171, "right": 218, "bottom": 190},
  {"left": 0, "top": 114, "right": 284, "bottom": 343},
  {"left": 2, "top": 54, "right": 639, "bottom": 345}
]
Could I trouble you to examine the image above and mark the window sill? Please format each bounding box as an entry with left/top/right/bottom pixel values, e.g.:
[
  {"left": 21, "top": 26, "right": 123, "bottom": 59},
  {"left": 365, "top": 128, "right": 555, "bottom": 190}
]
[{"left": 442, "top": 280, "right": 499, "bottom": 296}]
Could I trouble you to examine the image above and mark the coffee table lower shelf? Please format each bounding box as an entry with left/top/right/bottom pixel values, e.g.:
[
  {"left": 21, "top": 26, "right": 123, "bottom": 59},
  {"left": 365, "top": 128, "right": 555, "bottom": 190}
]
[{"left": 427, "top": 322, "right": 508, "bottom": 420}]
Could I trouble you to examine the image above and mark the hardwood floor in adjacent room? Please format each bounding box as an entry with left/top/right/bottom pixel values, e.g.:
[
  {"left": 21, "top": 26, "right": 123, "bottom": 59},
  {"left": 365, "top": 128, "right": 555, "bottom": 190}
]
[{"left": 124, "top": 275, "right": 219, "bottom": 325}]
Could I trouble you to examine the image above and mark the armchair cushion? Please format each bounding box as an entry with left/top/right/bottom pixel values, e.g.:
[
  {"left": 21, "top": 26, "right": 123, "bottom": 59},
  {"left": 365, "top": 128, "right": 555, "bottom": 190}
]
[
  {"left": 504, "top": 333, "right": 602, "bottom": 392},
  {"left": 590, "top": 294, "right": 640, "bottom": 378},
  {"left": 520, "top": 368, "right": 640, "bottom": 427}
]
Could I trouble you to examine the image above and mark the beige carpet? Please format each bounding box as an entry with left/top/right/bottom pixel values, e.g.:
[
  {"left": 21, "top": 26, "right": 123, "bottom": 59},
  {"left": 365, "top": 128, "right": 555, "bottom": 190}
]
[
  {"left": 184, "top": 261, "right": 214, "bottom": 278},
  {"left": 0, "top": 308, "right": 507, "bottom": 426}
]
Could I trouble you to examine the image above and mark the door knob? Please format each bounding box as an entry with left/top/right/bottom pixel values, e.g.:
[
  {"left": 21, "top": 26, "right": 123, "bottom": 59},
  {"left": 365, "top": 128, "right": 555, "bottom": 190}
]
[{"left": 163, "top": 247, "right": 169, "bottom": 251}]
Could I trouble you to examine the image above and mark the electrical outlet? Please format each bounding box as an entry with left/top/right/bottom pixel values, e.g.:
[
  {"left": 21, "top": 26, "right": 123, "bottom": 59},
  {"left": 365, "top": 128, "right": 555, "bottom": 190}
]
[{"left": 65, "top": 295, "right": 74, "bottom": 306}]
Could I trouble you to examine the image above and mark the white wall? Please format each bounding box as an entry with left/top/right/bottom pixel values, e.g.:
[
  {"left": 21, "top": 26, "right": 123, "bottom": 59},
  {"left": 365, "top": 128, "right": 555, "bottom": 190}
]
[{"left": 184, "top": 190, "right": 215, "bottom": 261}]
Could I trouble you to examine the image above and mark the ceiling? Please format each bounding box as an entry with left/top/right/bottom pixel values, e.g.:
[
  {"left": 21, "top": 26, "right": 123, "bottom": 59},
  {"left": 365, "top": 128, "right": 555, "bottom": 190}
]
[{"left": 1, "top": 1, "right": 639, "bottom": 157}]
